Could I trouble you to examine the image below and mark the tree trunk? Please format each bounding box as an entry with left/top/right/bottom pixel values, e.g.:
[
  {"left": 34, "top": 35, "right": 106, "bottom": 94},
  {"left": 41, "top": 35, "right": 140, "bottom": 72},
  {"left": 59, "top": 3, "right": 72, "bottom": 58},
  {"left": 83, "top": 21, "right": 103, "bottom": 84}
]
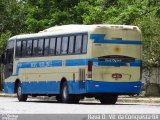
[{"left": 0, "top": 64, "right": 4, "bottom": 91}]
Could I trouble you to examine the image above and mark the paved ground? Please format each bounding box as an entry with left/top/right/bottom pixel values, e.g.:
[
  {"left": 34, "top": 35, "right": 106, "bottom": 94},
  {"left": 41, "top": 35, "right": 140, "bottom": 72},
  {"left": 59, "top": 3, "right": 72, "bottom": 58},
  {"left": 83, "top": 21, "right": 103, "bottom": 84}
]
[
  {"left": 1, "top": 92, "right": 160, "bottom": 103},
  {"left": 0, "top": 97, "right": 160, "bottom": 114}
]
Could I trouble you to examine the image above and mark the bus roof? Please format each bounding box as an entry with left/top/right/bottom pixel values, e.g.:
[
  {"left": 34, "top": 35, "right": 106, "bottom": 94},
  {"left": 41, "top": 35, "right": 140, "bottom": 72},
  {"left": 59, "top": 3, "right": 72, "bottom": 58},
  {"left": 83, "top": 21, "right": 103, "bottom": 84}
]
[
  {"left": 41, "top": 24, "right": 139, "bottom": 32},
  {"left": 8, "top": 24, "right": 140, "bottom": 41}
]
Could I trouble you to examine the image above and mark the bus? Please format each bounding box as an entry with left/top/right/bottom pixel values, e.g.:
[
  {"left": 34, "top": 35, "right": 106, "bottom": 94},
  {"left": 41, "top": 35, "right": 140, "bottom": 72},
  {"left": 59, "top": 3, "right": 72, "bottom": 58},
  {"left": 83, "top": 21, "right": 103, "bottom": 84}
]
[{"left": 0, "top": 24, "right": 142, "bottom": 104}]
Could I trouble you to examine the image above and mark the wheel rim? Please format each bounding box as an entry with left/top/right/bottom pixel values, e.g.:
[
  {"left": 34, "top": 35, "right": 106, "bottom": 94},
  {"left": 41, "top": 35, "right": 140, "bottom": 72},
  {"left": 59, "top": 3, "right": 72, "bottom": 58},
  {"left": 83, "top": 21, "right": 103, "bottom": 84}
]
[
  {"left": 17, "top": 85, "right": 22, "bottom": 97},
  {"left": 63, "top": 86, "right": 67, "bottom": 100}
]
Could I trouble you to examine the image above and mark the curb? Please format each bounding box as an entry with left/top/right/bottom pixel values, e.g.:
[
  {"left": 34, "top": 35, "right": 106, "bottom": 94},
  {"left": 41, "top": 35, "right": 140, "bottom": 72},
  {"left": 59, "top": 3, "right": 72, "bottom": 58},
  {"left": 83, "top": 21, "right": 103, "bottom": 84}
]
[
  {"left": 117, "top": 98, "right": 160, "bottom": 103},
  {"left": 0, "top": 93, "right": 16, "bottom": 97}
]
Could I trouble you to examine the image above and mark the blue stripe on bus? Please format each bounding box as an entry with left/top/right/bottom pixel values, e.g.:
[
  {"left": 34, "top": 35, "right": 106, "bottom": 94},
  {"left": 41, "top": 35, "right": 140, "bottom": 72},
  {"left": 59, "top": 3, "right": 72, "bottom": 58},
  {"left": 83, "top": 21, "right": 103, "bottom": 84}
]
[
  {"left": 22, "top": 81, "right": 60, "bottom": 94},
  {"left": 4, "top": 82, "right": 15, "bottom": 93},
  {"left": 90, "top": 34, "right": 143, "bottom": 45},
  {"left": 65, "top": 59, "right": 141, "bottom": 67},
  {"left": 65, "top": 59, "right": 89, "bottom": 66},
  {"left": 4, "top": 80, "right": 141, "bottom": 94},
  {"left": 13, "top": 59, "right": 141, "bottom": 76},
  {"left": 86, "top": 80, "right": 141, "bottom": 93},
  {"left": 14, "top": 60, "right": 62, "bottom": 76}
]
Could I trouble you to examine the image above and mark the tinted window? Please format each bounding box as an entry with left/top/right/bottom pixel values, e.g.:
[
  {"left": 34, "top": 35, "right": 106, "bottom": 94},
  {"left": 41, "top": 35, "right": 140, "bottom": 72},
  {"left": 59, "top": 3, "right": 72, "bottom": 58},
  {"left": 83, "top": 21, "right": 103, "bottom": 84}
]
[
  {"left": 26, "top": 40, "right": 32, "bottom": 56},
  {"left": 68, "top": 36, "right": 75, "bottom": 54},
  {"left": 44, "top": 38, "right": 50, "bottom": 55},
  {"left": 56, "top": 37, "right": 62, "bottom": 55},
  {"left": 61, "top": 37, "right": 69, "bottom": 54},
  {"left": 33, "top": 40, "right": 38, "bottom": 56},
  {"left": 22, "top": 40, "right": 27, "bottom": 57},
  {"left": 82, "top": 34, "right": 88, "bottom": 53},
  {"left": 75, "top": 35, "right": 82, "bottom": 53},
  {"left": 50, "top": 38, "right": 56, "bottom": 55},
  {"left": 16, "top": 41, "right": 21, "bottom": 57},
  {"left": 38, "top": 38, "right": 44, "bottom": 55},
  {"left": 7, "top": 40, "right": 14, "bottom": 62},
  {"left": 8, "top": 40, "right": 14, "bottom": 49}
]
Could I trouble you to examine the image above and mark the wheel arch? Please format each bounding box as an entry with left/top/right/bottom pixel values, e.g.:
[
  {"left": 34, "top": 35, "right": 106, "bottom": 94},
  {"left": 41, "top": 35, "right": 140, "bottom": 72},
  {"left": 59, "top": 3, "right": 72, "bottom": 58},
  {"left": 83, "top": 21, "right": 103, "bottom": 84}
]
[
  {"left": 59, "top": 77, "right": 70, "bottom": 93},
  {"left": 60, "top": 77, "right": 67, "bottom": 90}
]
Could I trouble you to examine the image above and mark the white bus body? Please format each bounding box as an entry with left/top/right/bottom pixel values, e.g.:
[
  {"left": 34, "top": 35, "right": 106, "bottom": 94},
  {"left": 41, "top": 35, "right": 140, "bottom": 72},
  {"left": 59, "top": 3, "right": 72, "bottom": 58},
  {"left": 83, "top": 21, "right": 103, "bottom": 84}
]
[{"left": 2, "top": 25, "right": 142, "bottom": 104}]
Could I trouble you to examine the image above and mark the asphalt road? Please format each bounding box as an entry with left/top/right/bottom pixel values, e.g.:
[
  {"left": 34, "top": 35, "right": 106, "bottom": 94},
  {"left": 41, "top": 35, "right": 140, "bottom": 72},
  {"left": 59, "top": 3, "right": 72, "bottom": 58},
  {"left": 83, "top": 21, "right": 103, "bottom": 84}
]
[{"left": 0, "top": 97, "right": 160, "bottom": 114}]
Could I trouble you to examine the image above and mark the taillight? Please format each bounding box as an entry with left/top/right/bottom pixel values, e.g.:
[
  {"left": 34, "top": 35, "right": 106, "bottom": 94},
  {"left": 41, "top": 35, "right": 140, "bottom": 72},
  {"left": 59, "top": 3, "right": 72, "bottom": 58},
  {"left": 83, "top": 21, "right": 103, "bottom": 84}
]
[
  {"left": 112, "top": 73, "right": 122, "bottom": 79},
  {"left": 88, "top": 61, "right": 92, "bottom": 78}
]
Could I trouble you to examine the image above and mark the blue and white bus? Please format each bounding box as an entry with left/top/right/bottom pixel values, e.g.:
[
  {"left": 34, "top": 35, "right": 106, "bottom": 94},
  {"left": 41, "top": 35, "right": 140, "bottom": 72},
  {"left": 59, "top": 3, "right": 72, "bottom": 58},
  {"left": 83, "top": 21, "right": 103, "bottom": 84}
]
[{"left": 0, "top": 24, "right": 142, "bottom": 104}]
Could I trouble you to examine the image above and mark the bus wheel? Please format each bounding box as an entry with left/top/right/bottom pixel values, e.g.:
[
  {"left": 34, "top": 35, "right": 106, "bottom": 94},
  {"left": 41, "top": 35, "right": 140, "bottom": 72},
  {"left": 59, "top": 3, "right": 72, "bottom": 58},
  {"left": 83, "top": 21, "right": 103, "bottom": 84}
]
[
  {"left": 61, "top": 82, "right": 70, "bottom": 103},
  {"left": 16, "top": 82, "right": 28, "bottom": 102},
  {"left": 61, "top": 82, "right": 80, "bottom": 103},
  {"left": 99, "top": 95, "right": 118, "bottom": 104}
]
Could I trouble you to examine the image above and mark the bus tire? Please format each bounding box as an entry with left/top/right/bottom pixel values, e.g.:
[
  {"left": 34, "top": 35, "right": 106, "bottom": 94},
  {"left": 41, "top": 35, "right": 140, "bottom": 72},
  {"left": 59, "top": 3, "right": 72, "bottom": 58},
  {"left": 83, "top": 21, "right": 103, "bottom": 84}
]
[
  {"left": 61, "top": 82, "right": 70, "bottom": 103},
  {"left": 61, "top": 81, "right": 80, "bottom": 103},
  {"left": 16, "top": 82, "right": 28, "bottom": 102},
  {"left": 99, "top": 95, "right": 118, "bottom": 104}
]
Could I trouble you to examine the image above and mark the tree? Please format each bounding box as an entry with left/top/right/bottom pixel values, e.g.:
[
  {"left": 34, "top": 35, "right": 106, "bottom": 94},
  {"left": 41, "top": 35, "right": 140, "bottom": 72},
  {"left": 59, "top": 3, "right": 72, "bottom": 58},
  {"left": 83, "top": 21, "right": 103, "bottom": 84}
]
[
  {"left": 0, "top": 0, "right": 27, "bottom": 53},
  {"left": 25, "top": 0, "right": 80, "bottom": 32},
  {"left": 0, "top": 0, "right": 27, "bottom": 35}
]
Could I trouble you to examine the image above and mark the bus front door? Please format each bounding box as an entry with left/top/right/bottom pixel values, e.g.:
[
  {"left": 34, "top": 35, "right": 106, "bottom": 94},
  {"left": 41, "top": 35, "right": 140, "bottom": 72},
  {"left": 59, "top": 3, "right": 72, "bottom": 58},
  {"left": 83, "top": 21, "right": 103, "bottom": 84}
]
[{"left": 4, "top": 40, "right": 14, "bottom": 79}]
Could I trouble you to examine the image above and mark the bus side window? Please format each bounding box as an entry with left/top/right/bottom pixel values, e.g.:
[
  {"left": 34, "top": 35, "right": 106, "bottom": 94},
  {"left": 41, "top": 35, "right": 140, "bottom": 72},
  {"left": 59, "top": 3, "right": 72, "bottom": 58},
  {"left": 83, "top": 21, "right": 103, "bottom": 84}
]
[
  {"left": 82, "top": 34, "right": 88, "bottom": 53},
  {"left": 7, "top": 40, "right": 14, "bottom": 64},
  {"left": 68, "top": 36, "right": 75, "bottom": 54},
  {"left": 33, "top": 40, "right": 38, "bottom": 56},
  {"left": 22, "top": 40, "right": 27, "bottom": 57},
  {"left": 61, "top": 36, "right": 69, "bottom": 54},
  {"left": 49, "top": 38, "right": 56, "bottom": 55},
  {"left": 26, "top": 40, "right": 33, "bottom": 56},
  {"left": 75, "top": 35, "right": 82, "bottom": 54},
  {"left": 44, "top": 38, "right": 50, "bottom": 56},
  {"left": 38, "top": 38, "right": 44, "bottom": 56},
  {"left": 56, "top": 37, "right": 62, "bottom": 55},
  {"left": 16, "top": 40, "right": 22, "bottom": 57}
]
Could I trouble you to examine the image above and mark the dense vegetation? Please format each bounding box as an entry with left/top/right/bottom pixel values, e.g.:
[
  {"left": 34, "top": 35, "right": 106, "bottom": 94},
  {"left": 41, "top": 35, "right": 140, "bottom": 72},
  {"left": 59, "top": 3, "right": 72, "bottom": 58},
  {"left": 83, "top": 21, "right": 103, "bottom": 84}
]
[{"left": 0, "top": 0, "right": 160, "bottom": 68}]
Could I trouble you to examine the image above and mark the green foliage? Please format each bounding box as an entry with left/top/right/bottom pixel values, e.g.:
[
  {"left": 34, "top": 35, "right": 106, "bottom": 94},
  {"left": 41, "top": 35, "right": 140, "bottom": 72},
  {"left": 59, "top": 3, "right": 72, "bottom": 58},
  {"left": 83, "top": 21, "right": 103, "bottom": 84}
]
[
  {"left": 133, "top": 0, "right": 160, "bottom": 68},
  {"left": 0, "top": 0, "right": 27, "bottom": 34},
  {"left": 0, "top": 0, "right": 26, "bottom": 54},
  {"left": 0, "top": 31, "right": 11, "bottom": 54},
  {"left": 25, "top": 0, "right": 80, "bottom": 32},
  {"left": 0, "top": 0, "right": 160, "bottom": 70}
]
